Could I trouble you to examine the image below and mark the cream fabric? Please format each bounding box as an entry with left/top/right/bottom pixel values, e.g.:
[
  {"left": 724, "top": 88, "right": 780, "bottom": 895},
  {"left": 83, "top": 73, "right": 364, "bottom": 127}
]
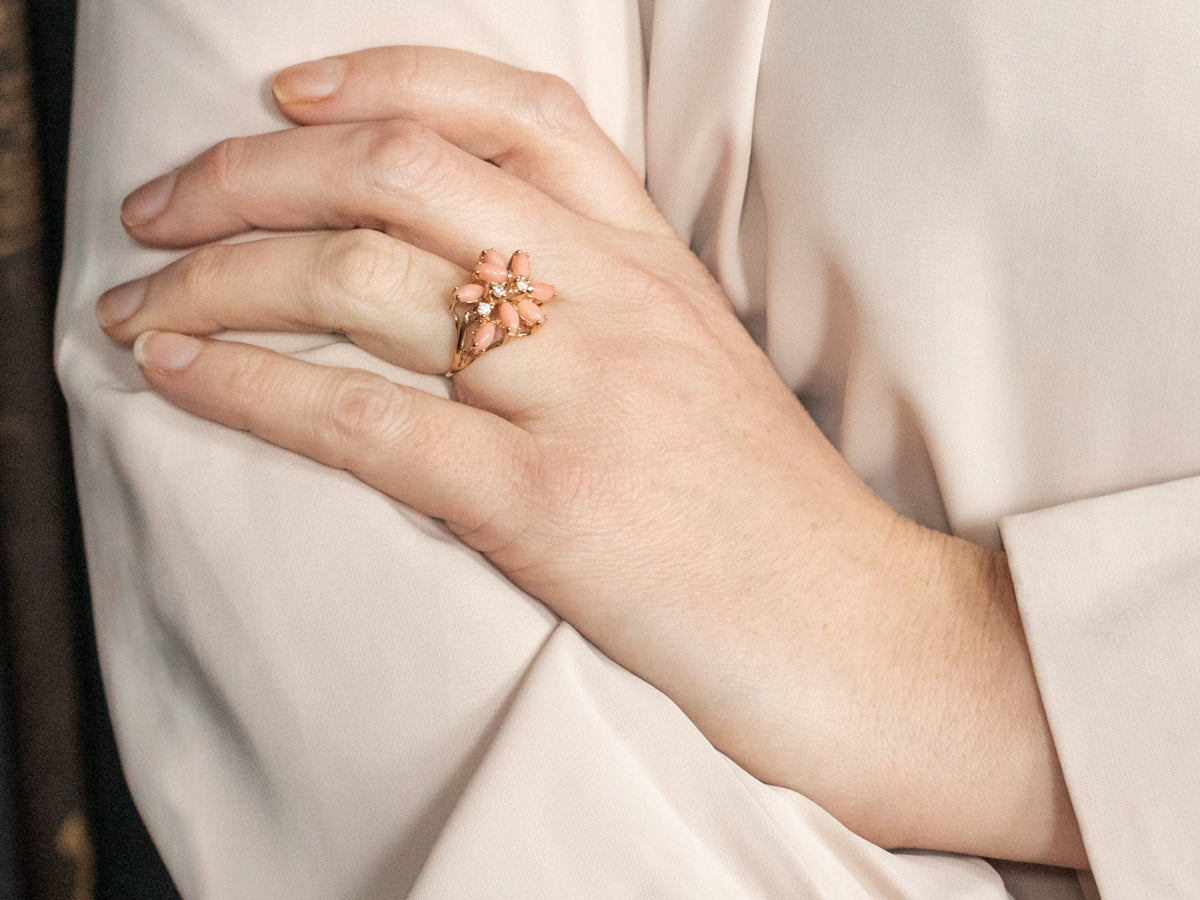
[{"left": 57, "top": 0, "right": 1200, "bottom": 897}]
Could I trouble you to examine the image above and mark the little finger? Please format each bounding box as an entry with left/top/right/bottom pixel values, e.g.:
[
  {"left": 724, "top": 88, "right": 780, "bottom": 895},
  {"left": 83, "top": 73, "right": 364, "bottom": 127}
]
[{"left": 132, "top": 330, "right": 535, "bottom": 545}]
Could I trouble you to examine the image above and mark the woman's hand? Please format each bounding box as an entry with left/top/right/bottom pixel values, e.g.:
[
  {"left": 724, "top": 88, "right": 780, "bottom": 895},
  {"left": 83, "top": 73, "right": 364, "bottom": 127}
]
[{"left": 97, "top": 46, "right": 1084, "bottom": 868}]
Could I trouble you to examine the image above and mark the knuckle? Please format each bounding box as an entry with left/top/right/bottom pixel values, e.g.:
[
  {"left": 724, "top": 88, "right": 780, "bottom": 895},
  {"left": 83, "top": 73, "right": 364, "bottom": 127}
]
[
  {"left": 522, "top": 72, "right": 591, "bottom": 135},
  {"left": 219, "top": 350, "right": 285, "bottom": 415},
  {"left": 623, "top": 266, "right": 719, "bottom": 354},
  {"left": 452, "top": 450, "right": 531, "bottom": 549},
  {"left": 381, "top": 45, "right": 423, "bottom": 98},
  {"left": 541, "top": 451, "right": 642, "bottom": 544},
  {"left": 451, "top": 438, "right": 548, "bottom": 556},
  {"left": 321, "top": 229, "right": 410, "bottom": 309},
  {"left": 177, "top": 244, "right": 228, "bottom": 297},
  {"left": 646, "top": 279, "right": 700, "bottom": 335},
  {"left": 361, "top": 119, "right": 445, "bottom": 199},
  {"left": 202, "top": 136, "right": 252, "bottom": 199},
  {"left": 570, "top": 268, "right": 717, "bottom": 401},
  {"left": 323, "top": 372, "right": 408, "bottom": 462}
]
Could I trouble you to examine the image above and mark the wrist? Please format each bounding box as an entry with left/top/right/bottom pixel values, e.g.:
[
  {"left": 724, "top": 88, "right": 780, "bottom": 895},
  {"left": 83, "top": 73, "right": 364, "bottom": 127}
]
[{"left": 871, "top": 524, "right": 1086, "bottom": 866}]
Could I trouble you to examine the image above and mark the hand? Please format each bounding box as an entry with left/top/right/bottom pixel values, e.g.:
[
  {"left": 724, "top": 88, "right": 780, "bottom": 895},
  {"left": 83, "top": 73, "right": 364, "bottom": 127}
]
[{"left": 97, "top": 46, "right": 1084, "bottom": 867}]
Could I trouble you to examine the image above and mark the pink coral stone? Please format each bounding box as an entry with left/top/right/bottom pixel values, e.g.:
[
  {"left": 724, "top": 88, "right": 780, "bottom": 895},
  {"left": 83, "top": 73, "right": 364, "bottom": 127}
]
[
  {"left": 516, "top": 299, "right": 544, "bottom": 325},
  {"left": 481, "top": 248, "right": 506, "bottom": 269},
  {"left": 530, "top": 282, "right": 555, "bottom": 301},
  {"left": 456, "top": 283, "right": 484, "bottom": 303},
  {"left": 473, "top": 321, "right": 497, "bottom": 349},
  {"left": 498, "top": 302, "right": 520, "bottom": 331},
  {"left": 476, "top": 263, "right": 508, "bottom": 282},
  {"left": 510, "top": 250, "right": 531, "bottom": 277}
]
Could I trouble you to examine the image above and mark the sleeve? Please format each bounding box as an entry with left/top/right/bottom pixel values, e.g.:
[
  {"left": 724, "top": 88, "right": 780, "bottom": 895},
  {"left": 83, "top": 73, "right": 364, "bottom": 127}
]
[
  {"left": 1002, "top": 475, "right": 1200, "bottom": 899},
  {"left": 55, "top": 0, "right": 629, "bottom": 895},
  {"left": 58, "top": 0, "right": 1022, "bottom": 896}
]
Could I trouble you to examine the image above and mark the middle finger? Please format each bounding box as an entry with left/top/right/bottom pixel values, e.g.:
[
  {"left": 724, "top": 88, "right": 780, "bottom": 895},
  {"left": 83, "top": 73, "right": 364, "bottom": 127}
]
[{"left": 120, "top": 119, "right": 575, "bottom": 269}]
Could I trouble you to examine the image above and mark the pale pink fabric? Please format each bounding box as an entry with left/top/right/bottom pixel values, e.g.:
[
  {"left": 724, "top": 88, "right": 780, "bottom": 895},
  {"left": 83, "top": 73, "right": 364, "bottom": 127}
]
[{"left": 58, "top": 0, "right": 1200, "bottom": 897}]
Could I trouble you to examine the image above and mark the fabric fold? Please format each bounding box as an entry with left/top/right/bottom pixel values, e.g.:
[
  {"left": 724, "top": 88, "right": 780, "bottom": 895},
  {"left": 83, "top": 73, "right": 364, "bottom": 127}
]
[{"left": 1002, "top": 476, "right": 1200, "bottom": 900}]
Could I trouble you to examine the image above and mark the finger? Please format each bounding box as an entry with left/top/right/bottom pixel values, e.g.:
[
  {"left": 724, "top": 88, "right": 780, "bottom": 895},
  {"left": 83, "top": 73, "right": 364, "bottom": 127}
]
[
  {"left": 121, "top": 118, "right": 569, "bottom": 267},
  {"left": 99, "top": 230, "right": 461, "bottom": 375},
  {"left": 270, "top": 46, "right": 667, "bottom": 235},
  {"left": 99, "top": 232, "right": 584, "bottom": 416},
  {"left": 131, "top": 330, "right": 534, "bottom": 542}
]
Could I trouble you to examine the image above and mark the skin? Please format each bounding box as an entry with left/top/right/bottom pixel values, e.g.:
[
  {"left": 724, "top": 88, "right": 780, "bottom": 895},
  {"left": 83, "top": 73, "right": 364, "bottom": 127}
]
[{"left": 97, "top": 46, "right": 1087, "bottom": 869}]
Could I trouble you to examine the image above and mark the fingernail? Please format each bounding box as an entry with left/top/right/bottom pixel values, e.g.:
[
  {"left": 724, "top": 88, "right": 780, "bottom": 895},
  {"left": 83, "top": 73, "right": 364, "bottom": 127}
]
[
  {"left": 273, "top": 56, "right": 347, "bottom": 103},
  {"left": 97, "top": 279, "right": 148, "bottom": 328},
  {"left": 122, "top": 170, "right": 177, "bottom": 227},
  {"left": 133, "top": 331, "right": 202, "bottom": 371}
]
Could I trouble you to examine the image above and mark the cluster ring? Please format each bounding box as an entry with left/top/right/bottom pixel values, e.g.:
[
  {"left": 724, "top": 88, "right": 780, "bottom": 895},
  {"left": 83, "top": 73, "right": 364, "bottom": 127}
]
[{"left": 446, "top": 249, "right": 556, "bottom": 375}]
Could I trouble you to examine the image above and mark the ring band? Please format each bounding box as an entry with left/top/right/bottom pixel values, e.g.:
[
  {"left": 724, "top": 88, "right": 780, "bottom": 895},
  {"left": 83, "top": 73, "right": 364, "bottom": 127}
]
[{"left": 446, "top": 249, "right": 556, "bottom": 375}]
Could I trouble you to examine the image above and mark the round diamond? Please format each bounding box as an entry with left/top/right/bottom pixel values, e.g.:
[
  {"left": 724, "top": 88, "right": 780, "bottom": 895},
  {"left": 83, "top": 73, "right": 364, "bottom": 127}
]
[
  {"left": 476, "top": 301, "right": 493, "bottom": 317},
  {"left": 490, "top": 283, "right": 508, "bottom": 300},
  {"left": 515, "top": 276, "right": 532, "bottom": 293}
]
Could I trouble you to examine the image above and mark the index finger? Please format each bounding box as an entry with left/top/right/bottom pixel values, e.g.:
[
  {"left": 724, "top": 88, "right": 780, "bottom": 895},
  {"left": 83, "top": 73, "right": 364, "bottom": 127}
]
[{"left": 271, "top": 46, "right": 669, "bottom": 235}]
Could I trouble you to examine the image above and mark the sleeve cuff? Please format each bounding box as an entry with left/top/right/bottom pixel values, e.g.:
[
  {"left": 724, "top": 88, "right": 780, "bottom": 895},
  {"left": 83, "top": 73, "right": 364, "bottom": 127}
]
[{"left": 1000, "top": 476, "right": 1200, "bottom": 898}]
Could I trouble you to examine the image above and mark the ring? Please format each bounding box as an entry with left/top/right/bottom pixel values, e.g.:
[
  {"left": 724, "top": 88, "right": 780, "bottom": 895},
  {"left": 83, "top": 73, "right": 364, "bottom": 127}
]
[{"left": 446, "top": 249, "right": 556, "bottom": 375}]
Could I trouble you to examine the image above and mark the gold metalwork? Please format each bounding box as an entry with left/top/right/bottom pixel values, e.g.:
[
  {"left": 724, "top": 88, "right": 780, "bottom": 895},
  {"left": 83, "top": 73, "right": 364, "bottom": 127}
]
[{"left": 446, "top": 249, "right": 555, "bottom": 375}]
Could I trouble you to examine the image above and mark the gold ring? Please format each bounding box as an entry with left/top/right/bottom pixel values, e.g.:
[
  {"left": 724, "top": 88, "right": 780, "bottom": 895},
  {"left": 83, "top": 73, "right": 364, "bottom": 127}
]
[{"left": 446, "top": 249, "right": 556, "bottom": 375}]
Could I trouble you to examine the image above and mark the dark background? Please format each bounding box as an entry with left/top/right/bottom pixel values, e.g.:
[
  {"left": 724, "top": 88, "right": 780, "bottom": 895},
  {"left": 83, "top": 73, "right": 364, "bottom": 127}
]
[{"left": 2, "top": 0, "right": 180, "bottom": 895}]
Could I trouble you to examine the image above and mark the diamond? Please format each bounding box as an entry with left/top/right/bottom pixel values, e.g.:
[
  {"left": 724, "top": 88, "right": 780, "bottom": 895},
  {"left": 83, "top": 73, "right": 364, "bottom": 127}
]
[
  {"left": 476, "top": 301, "right": 493, "bottom": 317},
  {"left": 514, "top": 276, "right": 532, "bottom": 293},
  {"left": 490, "top": 283, "right": 508, "bottom": 300}
]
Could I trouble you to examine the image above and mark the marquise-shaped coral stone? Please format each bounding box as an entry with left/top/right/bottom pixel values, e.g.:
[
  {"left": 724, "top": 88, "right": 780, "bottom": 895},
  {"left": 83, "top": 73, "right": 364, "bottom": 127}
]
[
  {"left": 476, "top": 262, "right": 508, "bottom": 282},
  {"left": 516, "top": 299, "right": 544, "bottom": 325},
  {"left": 530, "top": 282, "right": 555, "bottom": 301},
  {"left": 481, "top": 248, "right": 506, "bottom": 269},
  {"left": 456, "top": 283, "right": 485, "bottom": 303},
  {"left": 473, "top": 321, "right": 497, "bottom": 349},
  {"left": 510, "top": 250, "right": 531, "bottom": 277},
  {"left": 498, "top": 302, "right": 520, "bottom": 331}
]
